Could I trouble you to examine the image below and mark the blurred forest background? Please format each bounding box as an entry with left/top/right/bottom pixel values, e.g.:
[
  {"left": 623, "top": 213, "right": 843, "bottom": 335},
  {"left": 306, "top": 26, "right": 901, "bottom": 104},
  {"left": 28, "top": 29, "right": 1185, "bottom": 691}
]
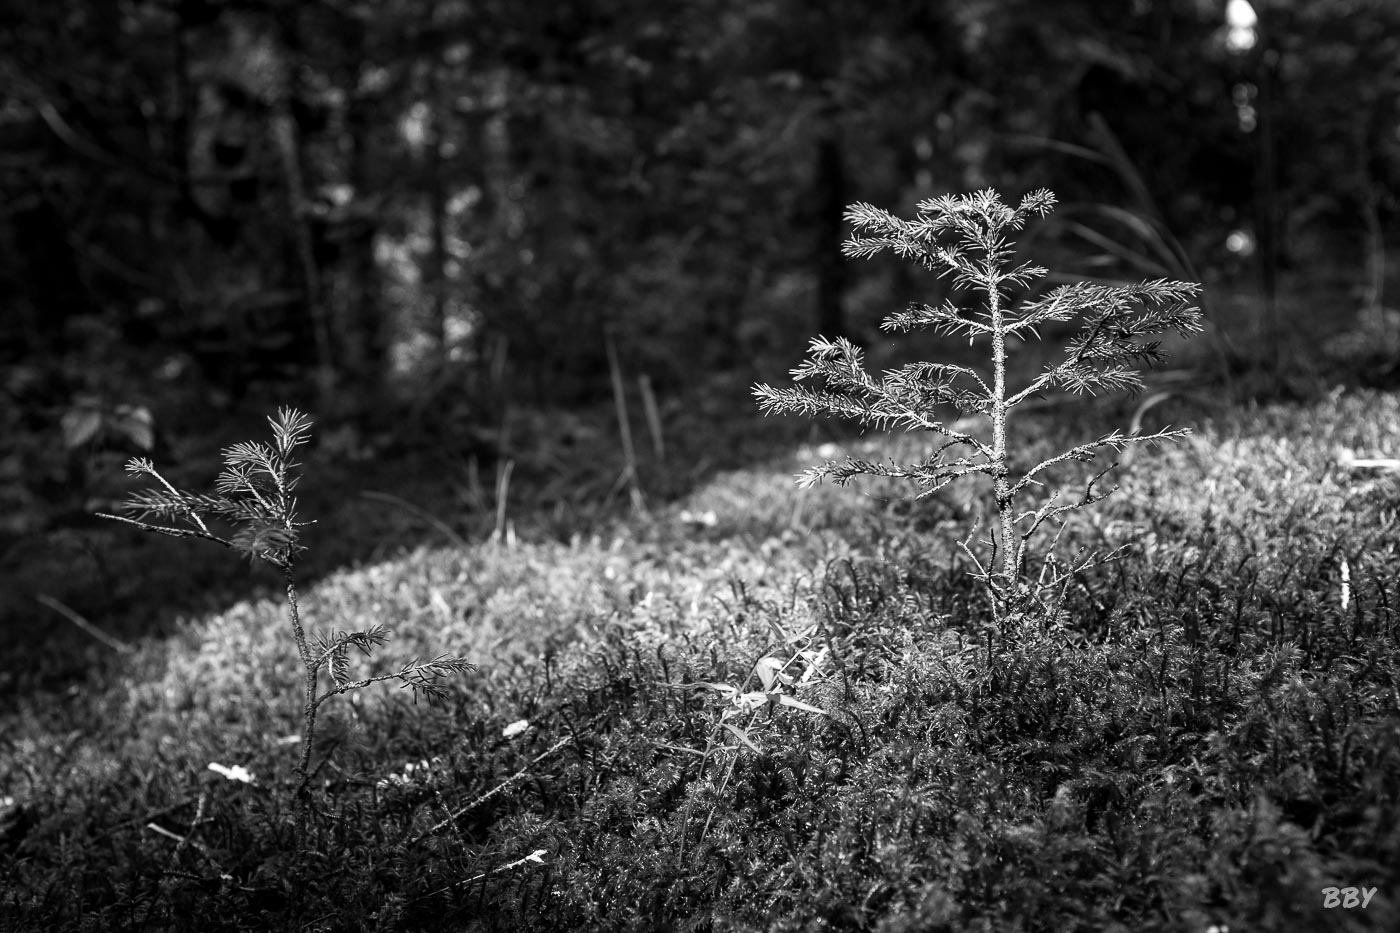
[{"left": 2, "top": 0, "right": 1399, "bottom": 653}]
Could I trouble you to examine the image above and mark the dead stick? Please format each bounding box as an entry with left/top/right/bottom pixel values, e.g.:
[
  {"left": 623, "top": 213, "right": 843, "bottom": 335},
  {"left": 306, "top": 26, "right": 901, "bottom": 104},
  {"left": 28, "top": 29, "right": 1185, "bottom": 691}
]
[
  {"left": 493, "top": 460, "right": 514, "bottom": 544},
  {"left": 35, "top": 594, "right": 135, "bottom": 654},
  {"left": 638, "top": 374, "right": 665, "bottom": 462},
  {"left": 361, "top": 491, "right": 469, "bottom": 549},
  {"left": 605, "top": 333, "right": 645, "bottom": 512}
]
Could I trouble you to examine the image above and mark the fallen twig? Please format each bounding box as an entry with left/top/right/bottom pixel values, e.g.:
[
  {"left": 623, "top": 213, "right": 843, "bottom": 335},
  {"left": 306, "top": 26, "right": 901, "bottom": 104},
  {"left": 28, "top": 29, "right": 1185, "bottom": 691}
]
[
  {"left": 35, "top": 593, "right": 135, "bottom": 654},
  {"left": 410, "top": 736, "right": 570, "bottom": 846},
  {"left": 360, "top": 490, "right": 470, "bottom": 549}
]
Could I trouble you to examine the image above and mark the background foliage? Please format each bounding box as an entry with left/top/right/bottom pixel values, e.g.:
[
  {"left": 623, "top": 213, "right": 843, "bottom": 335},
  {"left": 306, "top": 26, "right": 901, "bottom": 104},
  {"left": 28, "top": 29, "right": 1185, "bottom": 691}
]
[
  {"left": 3, "top": 0, "right": 1396, "bottom": 417},
  {"left": 5, "top": 0, "right": 1398, "bottom": 644}
]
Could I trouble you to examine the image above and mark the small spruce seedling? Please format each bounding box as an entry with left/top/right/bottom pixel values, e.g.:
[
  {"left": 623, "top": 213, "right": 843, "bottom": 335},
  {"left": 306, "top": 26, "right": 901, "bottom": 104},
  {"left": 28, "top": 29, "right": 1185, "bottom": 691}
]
[
  {"left": 754, "top": 188, "right": 1203, "bottom": 624},
  {"left": 99, "top": 408, "right": 474, "bottom": 802}
]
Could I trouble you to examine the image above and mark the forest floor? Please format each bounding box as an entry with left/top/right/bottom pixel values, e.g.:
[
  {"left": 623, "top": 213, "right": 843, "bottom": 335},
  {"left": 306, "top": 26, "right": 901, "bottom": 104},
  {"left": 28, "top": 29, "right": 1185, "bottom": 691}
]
[{"left": 3, "top": 318, "right": 1400, "bottom": 930}]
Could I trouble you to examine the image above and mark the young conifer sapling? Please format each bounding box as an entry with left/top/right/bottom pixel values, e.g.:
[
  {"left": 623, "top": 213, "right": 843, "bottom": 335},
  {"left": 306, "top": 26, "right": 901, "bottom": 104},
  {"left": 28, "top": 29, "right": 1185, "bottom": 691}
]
[
  {"left": 99, "top": 408, "right": 474, "bottom": 803},
  {"left": 754, "top": 188, "right": 1203, "bottom": 623}
]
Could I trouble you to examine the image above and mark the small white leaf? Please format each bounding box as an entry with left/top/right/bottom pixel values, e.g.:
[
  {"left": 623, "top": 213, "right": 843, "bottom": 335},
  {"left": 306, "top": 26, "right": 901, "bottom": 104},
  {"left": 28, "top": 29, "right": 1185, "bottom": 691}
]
[
  {"left": 61, "top": 407, "right": 103, "bottom": 450},
  {"left": 429, "top": 587, "right": 453, "bottom": 622},
  {"left": 502, "top": 719, "right": 530, "bottom": 738},
  {"left": 753, "top": 657, "right": 785, "bottom": 691},
  {"left": 797, "top": 647, "right": 829, "bottom": 683},
  {"left": 112, "top": 406, "right": 156, "bottom": 451},
  {"left": 678, "top": 509, "right": 718, "bottom": 527},
  {"left": 208, "top": 762, "right": 257, "bottom": 784}
]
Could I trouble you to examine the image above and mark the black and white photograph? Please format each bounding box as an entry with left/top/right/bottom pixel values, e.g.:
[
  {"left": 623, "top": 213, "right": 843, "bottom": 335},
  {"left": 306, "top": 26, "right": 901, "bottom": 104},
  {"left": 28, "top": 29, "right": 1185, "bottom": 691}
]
[{"left": 2, "top": 0, "right": 1398, "bottom": 929}]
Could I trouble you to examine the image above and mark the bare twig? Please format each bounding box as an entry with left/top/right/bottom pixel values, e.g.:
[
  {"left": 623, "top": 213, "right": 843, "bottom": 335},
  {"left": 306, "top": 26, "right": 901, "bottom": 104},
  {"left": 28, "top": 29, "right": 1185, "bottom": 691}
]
[
  {"left": 606, "top": 331, "right": 646, "bottom": 514},
  {"left": 34, "top": 593, "right": 135, "bottom": 654},
  {"left": 409, "top": 736, "right": 571, "bottom": 846},
  {"left": 416, "top": 848, "right": 548, "bottom": 902},
  {"left": 638, "top": 374, "right": 665, "bottom": 461},
  {"left": 493, "top": 459, "right": 514, "bottom": 546},
  {"left": 360, "top": 490, "right": 470, "bottom": 549}
]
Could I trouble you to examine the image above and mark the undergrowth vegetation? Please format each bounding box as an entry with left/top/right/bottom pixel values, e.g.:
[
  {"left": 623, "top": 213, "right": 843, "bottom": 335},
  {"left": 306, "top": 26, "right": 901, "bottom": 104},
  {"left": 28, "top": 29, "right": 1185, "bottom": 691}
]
[{"left": 3, "top": 389, "right": 1399, "bottom": 931}]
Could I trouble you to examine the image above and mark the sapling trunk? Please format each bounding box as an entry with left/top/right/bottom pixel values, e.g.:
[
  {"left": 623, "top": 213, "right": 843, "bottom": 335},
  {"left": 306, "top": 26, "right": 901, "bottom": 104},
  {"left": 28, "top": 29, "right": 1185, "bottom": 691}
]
[
  {"left": 285, "top": 565, "right": 319, "bottom": 797},
  {"left": 987, "top": 270, "right": 1019, "bottom": 591}
]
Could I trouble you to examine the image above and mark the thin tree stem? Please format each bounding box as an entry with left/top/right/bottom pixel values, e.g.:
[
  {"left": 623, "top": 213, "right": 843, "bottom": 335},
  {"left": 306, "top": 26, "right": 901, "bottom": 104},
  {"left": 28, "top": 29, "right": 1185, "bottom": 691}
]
[
  {"left": 987, "top": 272, "right": 1017, "bottom": 592},
  {"left": 284, "top": 564, "right": 319, "bottom": 800}
]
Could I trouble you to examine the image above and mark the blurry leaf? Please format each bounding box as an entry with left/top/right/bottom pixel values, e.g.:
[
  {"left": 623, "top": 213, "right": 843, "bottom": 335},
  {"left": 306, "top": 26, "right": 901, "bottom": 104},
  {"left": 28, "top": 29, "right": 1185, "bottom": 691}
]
[
  {"left": 112, "top": 406, "right": 155, "bottom": 451},
  {"left": 1007, "top": 133, "right": 1110, "bottom": 165},
  {"left": 1060, "top": 219, "right": 1170, "bottom": 278},
  {"left": 207, "top": 762, "right": 257, "bottom": 784},
  {"left": 61, "top": 407, "right": 102, "bottom": 450}
]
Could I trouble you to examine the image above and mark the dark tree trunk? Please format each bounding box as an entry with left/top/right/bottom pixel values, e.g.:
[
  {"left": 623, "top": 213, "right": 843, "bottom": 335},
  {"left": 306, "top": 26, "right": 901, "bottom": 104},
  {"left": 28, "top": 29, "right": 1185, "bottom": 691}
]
[
  {"left": 426, "top": 58, "right": 449, "bottom": 366},
  {"left": 815, "top": 127, "right": 848, "bottom": 340},
  {"left": 272, "top": 7, "right": 336, "bottom": 406},
  {"left": 1254, "top": 44, "right": 1281, "bottom": 378},
  {"left": 343, "top": 75, "right": 385, "bottom": 409}
]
